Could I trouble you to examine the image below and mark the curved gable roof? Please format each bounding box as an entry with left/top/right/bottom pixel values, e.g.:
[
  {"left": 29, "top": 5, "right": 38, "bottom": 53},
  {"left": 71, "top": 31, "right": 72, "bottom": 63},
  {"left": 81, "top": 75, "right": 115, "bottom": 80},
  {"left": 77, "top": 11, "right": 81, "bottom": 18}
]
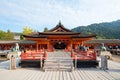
[{"left": 48, "top": 21, "right": 72, "bottom": 32}]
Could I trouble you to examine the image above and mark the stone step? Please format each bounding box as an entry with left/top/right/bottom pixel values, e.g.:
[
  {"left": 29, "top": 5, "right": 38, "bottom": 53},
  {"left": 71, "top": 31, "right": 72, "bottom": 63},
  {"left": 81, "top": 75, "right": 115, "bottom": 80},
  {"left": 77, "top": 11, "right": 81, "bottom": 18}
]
[
  {"left": 46, "top": 57, "right": 71, "bottom": 59},
  {"left": 43, "top": 57, "right": 73, "bottom": 71},
  {"left": 44, "top": 61, "right": 73, "bottom": 66},
  {"left": 44, "top": 65, "right": 72, "bottom": 68},
  {"left": 43, "top": 51, "right": 73, "bottom": 71},
  {"left": 45, "top": 57, "right": 73, "bottom": 62},
  {"left": 44, "top": 63, "right": 73, "bottom": 66},
  {"left": 44, "top": 68, "right": 73, "bottom": 72},
  {"left": 43, "top": 64, "right": 73, "bottom": 71}
]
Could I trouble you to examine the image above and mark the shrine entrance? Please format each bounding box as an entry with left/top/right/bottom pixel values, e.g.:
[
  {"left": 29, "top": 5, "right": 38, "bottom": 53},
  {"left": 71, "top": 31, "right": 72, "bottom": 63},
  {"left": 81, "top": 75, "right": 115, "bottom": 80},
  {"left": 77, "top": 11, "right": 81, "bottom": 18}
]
[{"left": 54, "top": 42, "right": 66, "bottom": 49}]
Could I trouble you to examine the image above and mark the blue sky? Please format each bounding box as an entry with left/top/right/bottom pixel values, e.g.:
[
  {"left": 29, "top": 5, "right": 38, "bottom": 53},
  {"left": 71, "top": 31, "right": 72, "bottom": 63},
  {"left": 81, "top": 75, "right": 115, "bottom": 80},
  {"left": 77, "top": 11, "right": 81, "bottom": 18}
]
[{"left": 0, "top": 0, "right": 120, "bottom": 32}]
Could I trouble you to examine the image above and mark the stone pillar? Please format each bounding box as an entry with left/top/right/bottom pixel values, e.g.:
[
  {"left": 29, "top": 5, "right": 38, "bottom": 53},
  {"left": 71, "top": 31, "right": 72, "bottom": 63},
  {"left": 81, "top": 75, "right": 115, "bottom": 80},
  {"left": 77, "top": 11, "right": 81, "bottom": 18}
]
[
  {"left": 10, "top": 55, "right": 16, "bottom": 70},
  {"left": 100, "top": 43, "right": 108, "bottom": 70},
  {"left": 100, "top": 52, "right": 108, "bottom": 70}
]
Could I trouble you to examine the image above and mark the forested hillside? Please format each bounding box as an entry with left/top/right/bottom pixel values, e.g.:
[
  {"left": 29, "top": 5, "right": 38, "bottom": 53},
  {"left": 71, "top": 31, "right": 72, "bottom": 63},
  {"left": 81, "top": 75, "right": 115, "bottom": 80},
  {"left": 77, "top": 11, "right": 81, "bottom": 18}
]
[{"left": 72, "top": 20, "right": 120, "bottom": 39}]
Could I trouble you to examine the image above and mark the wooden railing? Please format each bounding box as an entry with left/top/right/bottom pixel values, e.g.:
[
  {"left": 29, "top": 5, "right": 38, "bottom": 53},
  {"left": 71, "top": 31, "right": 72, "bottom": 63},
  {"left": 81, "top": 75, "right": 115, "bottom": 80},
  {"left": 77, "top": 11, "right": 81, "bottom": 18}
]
[{"left": 21, "top": 51, "right": 47, "bottom": 60}]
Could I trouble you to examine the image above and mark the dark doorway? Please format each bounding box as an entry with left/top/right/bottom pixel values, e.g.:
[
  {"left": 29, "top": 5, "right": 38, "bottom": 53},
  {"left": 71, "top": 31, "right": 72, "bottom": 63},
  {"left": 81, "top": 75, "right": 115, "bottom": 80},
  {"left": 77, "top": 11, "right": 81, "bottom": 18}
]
[{"left": 54, "top": 42, "right": 66, "bottom": 49}]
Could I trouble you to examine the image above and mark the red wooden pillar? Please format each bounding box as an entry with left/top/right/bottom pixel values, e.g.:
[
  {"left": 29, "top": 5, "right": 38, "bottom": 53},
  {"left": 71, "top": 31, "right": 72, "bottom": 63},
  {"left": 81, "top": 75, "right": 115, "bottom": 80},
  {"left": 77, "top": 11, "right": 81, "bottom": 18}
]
[
  {"left": 47, "top": 41, "right": 51, "bottom": 52},
  {"left": 70, "top": 40, "right": 73, "bottom": 51},
  {"left": 36, "top": 41, "right": 38, "bottom": 52}
]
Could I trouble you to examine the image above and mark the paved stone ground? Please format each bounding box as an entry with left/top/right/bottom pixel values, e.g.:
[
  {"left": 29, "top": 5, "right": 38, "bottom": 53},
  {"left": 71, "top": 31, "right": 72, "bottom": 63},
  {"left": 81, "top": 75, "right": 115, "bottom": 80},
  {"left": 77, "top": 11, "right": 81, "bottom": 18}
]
[
  {"left": 0, "top": 51, "right": 120, "bottom": 80},
  {"left": 112, "top": 55, "right": 120, "bottom": 62}
]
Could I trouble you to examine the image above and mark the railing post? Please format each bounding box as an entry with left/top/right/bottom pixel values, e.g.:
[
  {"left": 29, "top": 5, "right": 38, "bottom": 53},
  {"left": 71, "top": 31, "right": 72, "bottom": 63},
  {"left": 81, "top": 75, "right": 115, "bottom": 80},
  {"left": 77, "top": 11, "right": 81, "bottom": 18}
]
[
  {"left": 71, "top": 59, "right": 74, "bottom": 72},
  {"left": 58, "top": 59, "right": 60, "bottom": 71},
  {"left": 40, "top": 55, "right": 42, "bottom": 68},
  {"left": 75, "top": 55, "right": 77, "bottom": 69}
]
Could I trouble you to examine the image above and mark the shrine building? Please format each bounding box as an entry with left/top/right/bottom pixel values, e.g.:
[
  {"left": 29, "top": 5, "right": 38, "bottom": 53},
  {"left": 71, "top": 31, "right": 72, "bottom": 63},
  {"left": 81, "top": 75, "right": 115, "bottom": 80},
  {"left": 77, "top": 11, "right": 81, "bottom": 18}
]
[{"left": 23, "top": 22, "right": 96, "bottom": 52}]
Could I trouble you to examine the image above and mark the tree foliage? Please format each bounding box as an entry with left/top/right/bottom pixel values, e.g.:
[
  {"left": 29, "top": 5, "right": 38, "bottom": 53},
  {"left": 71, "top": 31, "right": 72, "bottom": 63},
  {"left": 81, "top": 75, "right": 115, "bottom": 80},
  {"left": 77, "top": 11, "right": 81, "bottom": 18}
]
[
  {"left": 72, "top": 20, "right": 120, "bottom": 39},
  {"left": 22, "top": 26, "right": 33, "bottom": 35},
  {"left": 44, "top": 27, "right": 48, "bottom": 32},
  {"left": 0, "top": 29, "right": 14, "bottom": 40},
  {"left": 21, "top": 26, "right": 33, "bottom": 40}
]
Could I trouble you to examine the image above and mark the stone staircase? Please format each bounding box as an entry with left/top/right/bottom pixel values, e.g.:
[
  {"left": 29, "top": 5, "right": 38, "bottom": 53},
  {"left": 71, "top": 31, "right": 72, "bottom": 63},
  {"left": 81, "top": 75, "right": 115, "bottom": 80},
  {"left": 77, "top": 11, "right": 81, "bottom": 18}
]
[
  {"left": 43, "top": 51, "right": 74, "bottom": 71},
  {"left": 43, "top": 57, "right": 73, "bottom": 71}
]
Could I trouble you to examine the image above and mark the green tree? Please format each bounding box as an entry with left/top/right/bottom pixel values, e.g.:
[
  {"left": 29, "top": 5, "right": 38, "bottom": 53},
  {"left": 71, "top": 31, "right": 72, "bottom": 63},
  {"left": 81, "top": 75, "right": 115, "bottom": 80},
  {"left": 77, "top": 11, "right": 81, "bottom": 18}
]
[
  {"left": 0, "top": 30, "right": 5, "bottom": 40},
  {"left": 21, "top": 26, "right": 33, "bottom": 40},
  {"left": 33, "top": 29, "right": 37, "bottom": 33},
  {"left": 5, "top": 29, "right": 14, "bottom": 40},
  {"left": 22, "top": 26, "right": 33, "bottom": 35},
  {"left": 44, "top": 27, "right": 48, "bottom": 32},
  {"left": 0, "top": 29, "right": 14, "bottom": 40}
]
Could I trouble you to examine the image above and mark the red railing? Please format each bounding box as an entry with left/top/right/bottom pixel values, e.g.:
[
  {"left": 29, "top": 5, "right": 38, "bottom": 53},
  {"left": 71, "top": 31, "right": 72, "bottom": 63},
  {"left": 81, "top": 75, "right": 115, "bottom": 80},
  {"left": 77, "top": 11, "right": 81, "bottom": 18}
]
[
  {"left": 21, "top": 51, "right": 47, "bottom": 60},
  {"left": 71, "top": 50, "right": 97, "bottom": 60}
]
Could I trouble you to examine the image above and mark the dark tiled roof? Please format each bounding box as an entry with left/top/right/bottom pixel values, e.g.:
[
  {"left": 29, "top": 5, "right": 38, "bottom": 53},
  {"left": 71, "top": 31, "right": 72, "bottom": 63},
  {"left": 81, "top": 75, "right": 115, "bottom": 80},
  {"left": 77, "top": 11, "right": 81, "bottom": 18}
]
[
  {"left": 19, "top": 40, "right": 36, "bottom": 44},
  {"left": 23, "top": 32, "right": 95, "bottom": 38},
  {"left": 38, "top": 32, "right": 80, "bottom": 35},
  {"left": 0, "top": 40, "right": 36, "bottom": 44},
  {"left": 23, "top": 34, "right": 47, "bottom": 38},
  {"left": 48, "top": 21, "right": 72, "bottom": 32},
  {"left": 72, "top": 34, "right": 96, "bottom": 38},
  {"left": 85, "top": 39, "right": 120, "bottom": 44},
  {"left": 1, "top": 39, "right": 120, "bottom": 45}
]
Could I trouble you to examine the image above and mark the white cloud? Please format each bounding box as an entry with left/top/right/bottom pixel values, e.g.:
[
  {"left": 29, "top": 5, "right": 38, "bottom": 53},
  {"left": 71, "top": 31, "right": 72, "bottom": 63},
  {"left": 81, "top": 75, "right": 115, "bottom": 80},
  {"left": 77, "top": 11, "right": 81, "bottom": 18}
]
[{"left": 0, "top": 0, "right": 120, "bottom": 32}]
